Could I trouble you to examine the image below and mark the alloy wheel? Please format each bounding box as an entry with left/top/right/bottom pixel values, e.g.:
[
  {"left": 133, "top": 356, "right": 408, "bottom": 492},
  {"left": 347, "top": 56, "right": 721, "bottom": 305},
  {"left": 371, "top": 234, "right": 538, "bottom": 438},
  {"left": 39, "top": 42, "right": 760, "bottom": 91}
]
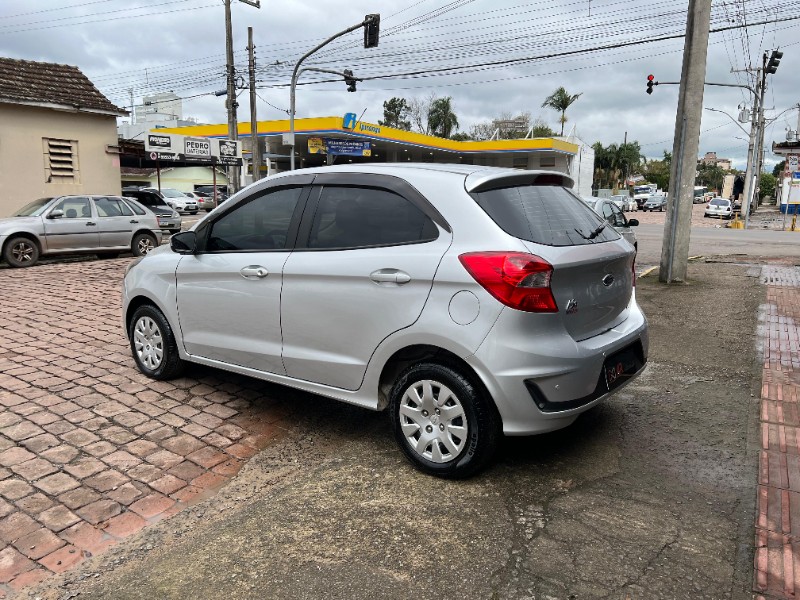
[{"left": 11, "top": 241, "right": 35, "bottom": 264}]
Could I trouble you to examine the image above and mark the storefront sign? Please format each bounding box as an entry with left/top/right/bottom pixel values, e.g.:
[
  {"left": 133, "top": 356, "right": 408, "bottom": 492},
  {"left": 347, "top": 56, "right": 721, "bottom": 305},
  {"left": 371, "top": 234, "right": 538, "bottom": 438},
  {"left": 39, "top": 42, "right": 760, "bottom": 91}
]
[
  {"left": 325, "top": 139, "right": 371, "bottom": 156},
  {"left": 185, "top": 138, "right": 211, "bottom": 158},
  {"left": 308, "top": 137, "right": 326, "bottom": 154}
]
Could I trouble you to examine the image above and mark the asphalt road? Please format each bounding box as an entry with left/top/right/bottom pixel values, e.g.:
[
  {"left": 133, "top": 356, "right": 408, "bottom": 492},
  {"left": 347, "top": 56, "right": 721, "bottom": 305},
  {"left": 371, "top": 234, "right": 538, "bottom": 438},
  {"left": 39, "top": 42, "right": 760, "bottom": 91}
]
[{"left": 635, "top": 223, "right": 800, "bottom": 268}]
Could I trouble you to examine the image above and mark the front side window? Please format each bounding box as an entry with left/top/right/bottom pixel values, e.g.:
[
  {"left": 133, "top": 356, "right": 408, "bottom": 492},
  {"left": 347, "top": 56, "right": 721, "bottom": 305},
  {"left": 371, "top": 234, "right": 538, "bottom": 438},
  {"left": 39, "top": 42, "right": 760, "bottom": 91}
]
[
  {"left": 95, "top": 197, "right": 133, "bottom": 217},
  {"left": 51, "top": 197, "right": 91, "bottom": 219},
  {"left": 207, "top": 187, "right": 303, "bottom": 252},
  {"left": 308, "top": 186, "right": 438, "bottom": 249}
]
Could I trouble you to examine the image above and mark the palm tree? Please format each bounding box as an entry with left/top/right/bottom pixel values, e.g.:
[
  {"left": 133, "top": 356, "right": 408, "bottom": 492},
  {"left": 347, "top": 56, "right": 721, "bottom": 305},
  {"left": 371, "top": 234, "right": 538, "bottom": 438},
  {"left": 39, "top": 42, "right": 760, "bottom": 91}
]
[
  {"left": 541, "top": 87, "right": 582, "bottom": 136},
  {"left": 427, "top": 96, "right": 459, "bottom": 138}
]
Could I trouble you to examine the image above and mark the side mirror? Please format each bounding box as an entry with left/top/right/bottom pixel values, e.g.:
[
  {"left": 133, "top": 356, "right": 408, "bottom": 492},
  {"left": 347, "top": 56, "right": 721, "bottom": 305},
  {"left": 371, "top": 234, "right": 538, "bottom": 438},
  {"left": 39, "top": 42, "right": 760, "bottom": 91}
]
[
  {"left": 47, "top": 209, "right": 64, "bottom": 219},
  {"left": 170, "top": 231, "right": 197, "bottom": 254},
  {"left": 628, "top": 219, "right": 639, "bottom": 227}
]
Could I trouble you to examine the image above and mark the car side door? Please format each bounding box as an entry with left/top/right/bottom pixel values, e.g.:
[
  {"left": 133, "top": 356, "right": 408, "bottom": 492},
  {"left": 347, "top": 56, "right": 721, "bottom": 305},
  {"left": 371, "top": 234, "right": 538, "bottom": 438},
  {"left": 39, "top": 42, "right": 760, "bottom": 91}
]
[
  {"left": 174, "top": 177, "right": 312, "bottom": 374},
  {"left": 280, "top": 173, "right": 452, "bottom": 391},
  {"left": 41, "top": 196, "right": 99, "bottom": 252},
  {"left": 94, "top": 196, "right": 137, "bottom": 249}
]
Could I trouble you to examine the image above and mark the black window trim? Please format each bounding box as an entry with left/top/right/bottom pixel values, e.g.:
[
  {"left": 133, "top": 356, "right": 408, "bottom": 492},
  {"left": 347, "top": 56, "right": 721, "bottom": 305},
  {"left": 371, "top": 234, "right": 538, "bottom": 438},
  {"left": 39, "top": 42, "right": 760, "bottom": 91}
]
[
  {"left": 194, "top": 178, "right": 314, "bottom": 254},
  {"left": 293, "top": 172, "right": 450, "bottom": 252}
]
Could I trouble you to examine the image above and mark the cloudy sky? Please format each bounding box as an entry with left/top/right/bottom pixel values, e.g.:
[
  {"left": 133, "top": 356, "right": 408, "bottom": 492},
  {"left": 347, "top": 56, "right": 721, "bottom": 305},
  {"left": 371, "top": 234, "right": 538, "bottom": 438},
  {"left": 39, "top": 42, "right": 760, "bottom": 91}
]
[{"left": 1, "top": 0, "right": 798, "bottom": 169}]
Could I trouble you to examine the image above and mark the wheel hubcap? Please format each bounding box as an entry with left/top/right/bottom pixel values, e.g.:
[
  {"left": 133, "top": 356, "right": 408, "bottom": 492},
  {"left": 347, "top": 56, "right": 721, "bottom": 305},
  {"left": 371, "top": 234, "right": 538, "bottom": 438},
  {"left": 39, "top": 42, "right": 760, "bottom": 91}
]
[
  {"left": 11, "top": 242, "right": 34, "bottom": 263},
  {"left": 138, "top": 237, "right": 154, "bottom": 254},
  {"left": 133, "top": 316, "right": 164, "bottom": 370},
  {"left": 399, "top": 379, "right": 468, "bottom": 463}
]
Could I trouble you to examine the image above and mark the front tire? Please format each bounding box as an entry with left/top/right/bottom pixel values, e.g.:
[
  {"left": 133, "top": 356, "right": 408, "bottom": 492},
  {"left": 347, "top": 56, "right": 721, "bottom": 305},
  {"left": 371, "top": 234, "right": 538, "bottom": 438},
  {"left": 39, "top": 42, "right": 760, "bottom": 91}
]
[
  {"left": 389, "top": 362, "right": 500, "bottom": 478},
  {"left": 3, "top": 236, "right": 39, "bottom": 268},
  {"left": 129, "top": 305, "right": 185, "bottom": 380}
]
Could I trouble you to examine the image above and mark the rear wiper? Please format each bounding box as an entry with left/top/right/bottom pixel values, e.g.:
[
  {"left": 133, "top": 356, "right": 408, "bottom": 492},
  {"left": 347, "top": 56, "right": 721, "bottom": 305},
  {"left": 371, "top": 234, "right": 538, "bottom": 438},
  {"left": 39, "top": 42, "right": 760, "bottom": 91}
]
[
  {"left": 588, "top": 222, "right": 607, "bottom": 239},
  {"left": 574, "top": 222, "right": 606, "bottom": 240}
]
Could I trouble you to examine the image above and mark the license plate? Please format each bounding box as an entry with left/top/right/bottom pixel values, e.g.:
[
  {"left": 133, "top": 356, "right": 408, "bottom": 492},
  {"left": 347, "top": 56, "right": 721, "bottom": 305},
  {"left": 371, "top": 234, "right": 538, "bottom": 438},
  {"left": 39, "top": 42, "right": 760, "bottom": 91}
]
[{"left": 603, "top": 345, "right": 642, "bottom": 391}]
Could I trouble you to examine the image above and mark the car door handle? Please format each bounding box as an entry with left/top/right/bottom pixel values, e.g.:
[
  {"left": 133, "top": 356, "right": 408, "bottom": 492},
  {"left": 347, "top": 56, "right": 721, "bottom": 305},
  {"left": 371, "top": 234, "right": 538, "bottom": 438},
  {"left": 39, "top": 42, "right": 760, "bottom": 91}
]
[
  {"left": 370, "top": 269, "right": 411, "bottom": 285},
  {"left": 240, "top": 265, "right": 269, "bottom": 279},
  {"left": 130, "top": 219, "right": 139, "bottom": 224},
  {"left": 86, "top": 222, "right": 96, "bottom": 226}
]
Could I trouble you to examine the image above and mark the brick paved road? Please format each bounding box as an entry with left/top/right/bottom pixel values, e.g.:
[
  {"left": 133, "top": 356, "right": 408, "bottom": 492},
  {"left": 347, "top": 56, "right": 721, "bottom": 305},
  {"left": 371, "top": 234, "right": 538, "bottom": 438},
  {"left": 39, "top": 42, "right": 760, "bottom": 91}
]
[{"left": 0, "top": 258, "right": 294, "bottom": 594}]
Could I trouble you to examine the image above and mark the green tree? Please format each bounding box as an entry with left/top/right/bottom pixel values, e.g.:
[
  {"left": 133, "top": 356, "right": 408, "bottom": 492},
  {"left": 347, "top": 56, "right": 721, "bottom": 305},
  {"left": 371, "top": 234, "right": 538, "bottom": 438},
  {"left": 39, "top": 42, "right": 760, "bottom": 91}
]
[
  {"left": 592, "top": 141, "right": 645, "bottom": 190},
  {"left": 696, "top": 163, "right": 725, "bottom": 192},
  {"left": 773, "top": 160, "right": 786, "bottom": 178},
  {"left": 643, "top": 159, "right": 670, "bottom": 192},
  {"left": 759, "top": 172, "right": 777, "bottom": 200},
  {"left": 450, "top": 132, "right": 472, "bottom": 141},
  {"left": 529, "top": 118, "right": 556, "bottom": 138},
  {"left": 378, "top": 97, "right": 411, "bottom": 130},
  {"left": 427, "top": 96, "right": 459, "bottom": 138},
  {"left": 541, "top": 87, "right": 582, "bottom": 136}
]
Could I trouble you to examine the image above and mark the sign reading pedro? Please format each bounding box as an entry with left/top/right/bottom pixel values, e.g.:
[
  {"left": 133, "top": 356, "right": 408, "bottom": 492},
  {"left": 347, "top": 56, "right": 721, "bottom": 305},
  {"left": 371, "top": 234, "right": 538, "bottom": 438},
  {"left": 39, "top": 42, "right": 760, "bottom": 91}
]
[{"left": 184, "top": 138, "right": 212, "bottom": 159}]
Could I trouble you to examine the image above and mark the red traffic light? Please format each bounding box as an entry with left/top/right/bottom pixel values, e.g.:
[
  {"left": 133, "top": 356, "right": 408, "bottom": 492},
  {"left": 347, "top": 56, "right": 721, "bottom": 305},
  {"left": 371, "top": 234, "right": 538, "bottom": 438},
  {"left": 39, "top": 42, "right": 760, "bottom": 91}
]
[{"left": 647, "top": 74, "right": 655, "bottom": 81}]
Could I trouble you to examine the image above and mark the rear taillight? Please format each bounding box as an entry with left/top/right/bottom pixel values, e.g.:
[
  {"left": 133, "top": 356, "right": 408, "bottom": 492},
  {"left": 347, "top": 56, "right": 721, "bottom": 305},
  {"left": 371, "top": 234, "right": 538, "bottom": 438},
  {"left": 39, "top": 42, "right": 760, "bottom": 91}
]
[
  {"left": 632, "top": 257, "right": 636, "bottom": 287},
  {"left": 459, "top": 252, "right": 558, "bottom": 313}
]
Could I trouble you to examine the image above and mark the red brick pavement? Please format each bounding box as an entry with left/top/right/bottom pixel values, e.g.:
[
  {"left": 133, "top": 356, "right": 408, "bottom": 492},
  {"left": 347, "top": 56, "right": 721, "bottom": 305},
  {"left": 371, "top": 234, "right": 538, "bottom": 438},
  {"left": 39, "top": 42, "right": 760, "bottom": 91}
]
[
  {"left": 755, "top": 267, "right": 800, "bottom": 599},
  {"left": 0, "top": 259, "right": 296, "bottom": 595}
]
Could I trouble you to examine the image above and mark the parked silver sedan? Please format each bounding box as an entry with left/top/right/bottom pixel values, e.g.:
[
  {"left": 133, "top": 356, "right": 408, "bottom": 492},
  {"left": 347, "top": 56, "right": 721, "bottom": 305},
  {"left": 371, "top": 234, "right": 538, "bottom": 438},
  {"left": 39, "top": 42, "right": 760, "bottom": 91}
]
[
  {"left": 583, "top": 197, "right": 639, "bottom": 250},
  {"left": 1, "top": 195, "right": 162, "bottom": 268},
  {"left": 123, "top": 164, "right": 648, "bottom": 478}
]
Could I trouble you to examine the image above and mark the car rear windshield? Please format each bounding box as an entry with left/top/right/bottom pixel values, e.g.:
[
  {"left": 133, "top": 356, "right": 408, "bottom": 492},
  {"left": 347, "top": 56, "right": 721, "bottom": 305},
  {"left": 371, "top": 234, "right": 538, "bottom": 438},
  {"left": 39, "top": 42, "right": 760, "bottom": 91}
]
[
  {"left": 710, "top": 199, "right": 729, "bottom": 206},
  {"left": 471, "top": 185, "right": 619, "bottom": 246}
]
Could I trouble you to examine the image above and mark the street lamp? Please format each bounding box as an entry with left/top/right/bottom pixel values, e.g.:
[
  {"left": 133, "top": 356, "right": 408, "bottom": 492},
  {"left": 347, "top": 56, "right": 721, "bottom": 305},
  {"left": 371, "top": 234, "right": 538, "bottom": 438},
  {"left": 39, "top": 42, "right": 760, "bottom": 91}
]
[{"left": 289, "top": 15, "right": 379, "bottom": 170}]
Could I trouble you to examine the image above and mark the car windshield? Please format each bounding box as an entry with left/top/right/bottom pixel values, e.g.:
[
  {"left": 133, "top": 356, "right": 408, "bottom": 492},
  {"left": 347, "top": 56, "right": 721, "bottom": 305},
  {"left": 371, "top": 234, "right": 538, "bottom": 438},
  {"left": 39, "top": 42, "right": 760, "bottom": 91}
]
[
  {"left": 13, "top": 198, "right": 53, "bottom": 216},
  {"left": 159, "top": 188, "right": 186, "bottom": 198}
]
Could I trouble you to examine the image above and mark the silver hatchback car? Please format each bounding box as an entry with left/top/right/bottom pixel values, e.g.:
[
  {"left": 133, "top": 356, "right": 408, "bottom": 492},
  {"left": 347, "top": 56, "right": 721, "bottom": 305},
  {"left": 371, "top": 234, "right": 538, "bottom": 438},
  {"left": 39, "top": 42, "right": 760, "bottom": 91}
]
[
  {"left": 122, "top": 164, "right": 648, "bottom": 477},
  {"left": 1, "top": 195, "right": 162, "bottom": 268}
]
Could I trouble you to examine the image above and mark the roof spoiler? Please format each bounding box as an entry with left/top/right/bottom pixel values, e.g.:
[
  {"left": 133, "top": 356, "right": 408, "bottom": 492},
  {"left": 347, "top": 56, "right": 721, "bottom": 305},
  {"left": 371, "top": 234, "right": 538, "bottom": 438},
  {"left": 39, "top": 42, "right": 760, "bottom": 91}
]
[{"left": 465, "top": 170, "right": 574, "bottom": 193}]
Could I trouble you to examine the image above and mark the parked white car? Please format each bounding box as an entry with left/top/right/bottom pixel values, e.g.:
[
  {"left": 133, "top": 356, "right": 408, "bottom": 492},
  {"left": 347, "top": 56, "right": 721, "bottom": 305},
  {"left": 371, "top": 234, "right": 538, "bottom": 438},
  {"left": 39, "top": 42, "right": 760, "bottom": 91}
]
[{"left": 142, "top": 188, "right": 198, "bottom": 214}]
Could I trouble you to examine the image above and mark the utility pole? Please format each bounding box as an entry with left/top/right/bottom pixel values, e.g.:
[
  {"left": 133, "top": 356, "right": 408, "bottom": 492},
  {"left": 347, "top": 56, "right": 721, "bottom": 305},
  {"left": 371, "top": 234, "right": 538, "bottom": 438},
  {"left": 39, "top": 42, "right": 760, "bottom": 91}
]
[
  {"left": 223, "top": 0, "right": 260, "bottom": 193},
  {"left": 659, "top": 0, "right": 712, "bottom": 283},
  {"left": 247, "top": 26, "right": 261, "bottom": 182},
  {"left": 742, "top": 76, "right": 761, "bottom": 228}
]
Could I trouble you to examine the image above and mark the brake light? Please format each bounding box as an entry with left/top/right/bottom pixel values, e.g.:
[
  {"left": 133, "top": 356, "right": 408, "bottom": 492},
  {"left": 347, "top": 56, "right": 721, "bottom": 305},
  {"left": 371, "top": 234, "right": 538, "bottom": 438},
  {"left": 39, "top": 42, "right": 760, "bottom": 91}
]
[{"left": 459, "top": 252, "right": 557, "bottom": 313}]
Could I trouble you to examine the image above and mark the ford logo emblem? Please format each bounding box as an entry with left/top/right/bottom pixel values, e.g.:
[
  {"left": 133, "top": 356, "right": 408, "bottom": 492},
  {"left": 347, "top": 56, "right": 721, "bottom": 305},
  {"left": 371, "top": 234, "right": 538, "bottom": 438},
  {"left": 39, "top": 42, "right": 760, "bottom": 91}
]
[{"left": 602, "top": 274, "right": 615, "bottom": 287}]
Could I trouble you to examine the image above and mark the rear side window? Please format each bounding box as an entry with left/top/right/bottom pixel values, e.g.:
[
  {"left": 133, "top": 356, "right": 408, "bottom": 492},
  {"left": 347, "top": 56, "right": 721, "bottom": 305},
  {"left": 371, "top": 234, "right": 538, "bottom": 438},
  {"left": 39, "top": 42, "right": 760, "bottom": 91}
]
[
  {"left": 308, "top": 186, "right": 438, "bottom": 249},
  {"left": 96, "top": 197, "right": 133, "bottom": 217},
  {"left": 472, "top": 185, "right": 619, "bottom": 246}
]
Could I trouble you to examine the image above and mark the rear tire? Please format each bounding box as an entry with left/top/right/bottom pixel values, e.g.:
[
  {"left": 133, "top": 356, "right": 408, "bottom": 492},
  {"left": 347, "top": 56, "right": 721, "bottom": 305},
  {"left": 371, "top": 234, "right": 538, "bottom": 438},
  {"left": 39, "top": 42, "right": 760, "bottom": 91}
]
[
  {"left": 132, "top": 233, "right": 157, "bottom": 256},
  {"left": 3, "top": 236, "right": 39, "bottom": 268},
  {"left": 129, "top": 305, "right": 185, "bottom": 380},
  {"left": 389, "top": 362, "right": 500, "bottom": 478}
]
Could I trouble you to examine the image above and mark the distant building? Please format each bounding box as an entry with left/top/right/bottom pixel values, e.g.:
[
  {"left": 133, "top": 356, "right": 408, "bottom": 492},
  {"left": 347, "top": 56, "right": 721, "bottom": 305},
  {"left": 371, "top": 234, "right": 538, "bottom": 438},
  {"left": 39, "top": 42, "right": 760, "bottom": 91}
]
[
  {"left": 118, "top": 92, "right": 202, "bottom": 141},
  {"left": 699, "top": 151, "right": 732, "bottom": 171},
  {"left": 0, "top": 57, "right": 127, "bottom": 216}
]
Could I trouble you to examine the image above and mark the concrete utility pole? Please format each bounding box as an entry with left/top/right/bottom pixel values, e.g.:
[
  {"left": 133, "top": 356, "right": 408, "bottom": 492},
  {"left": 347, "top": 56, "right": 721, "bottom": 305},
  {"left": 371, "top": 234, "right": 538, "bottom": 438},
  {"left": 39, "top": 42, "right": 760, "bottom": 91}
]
[
  {"left": 224, "top": 0, "right": 260, "bottom": 193},
  {"left": 659, "top": 0, "right": 712, "bottom": 283},
  {"left": 247, "top": 27, "right": 261, "bottom": 182}
]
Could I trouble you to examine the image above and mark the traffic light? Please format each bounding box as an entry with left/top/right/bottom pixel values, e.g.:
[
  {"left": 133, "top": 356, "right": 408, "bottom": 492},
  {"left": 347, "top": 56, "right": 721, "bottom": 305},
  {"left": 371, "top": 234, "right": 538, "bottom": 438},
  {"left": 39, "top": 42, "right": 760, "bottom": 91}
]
[
  {"left": 646, "top": 74, "right": 654, "bottom": 95},
  {"left": 343, "top": 69, "right": 357, "bottom": 92},
  {"left": 766, "top": 50, "right": 783, "bottom": 75},
  {"left": 364, "top": 14, "right": 380, "bottom": 48}
]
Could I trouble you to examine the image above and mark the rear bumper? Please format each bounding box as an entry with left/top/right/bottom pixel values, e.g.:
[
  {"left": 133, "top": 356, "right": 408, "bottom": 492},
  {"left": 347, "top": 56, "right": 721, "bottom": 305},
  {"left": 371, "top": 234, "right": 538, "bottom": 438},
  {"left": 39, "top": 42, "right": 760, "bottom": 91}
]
[{"left": 466, "top": 297, "right": 648, "bottom": 435}]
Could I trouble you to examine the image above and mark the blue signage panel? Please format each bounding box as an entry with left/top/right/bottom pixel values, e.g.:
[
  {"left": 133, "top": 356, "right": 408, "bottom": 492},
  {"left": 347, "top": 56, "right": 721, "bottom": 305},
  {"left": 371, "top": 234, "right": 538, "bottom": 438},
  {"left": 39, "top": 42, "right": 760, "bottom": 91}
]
[
  {"left": 325, "top": 139, "right": 371, "bottom": 156},
  {"left": 342, "top": 113, "right": 357, "bottom": 129}
]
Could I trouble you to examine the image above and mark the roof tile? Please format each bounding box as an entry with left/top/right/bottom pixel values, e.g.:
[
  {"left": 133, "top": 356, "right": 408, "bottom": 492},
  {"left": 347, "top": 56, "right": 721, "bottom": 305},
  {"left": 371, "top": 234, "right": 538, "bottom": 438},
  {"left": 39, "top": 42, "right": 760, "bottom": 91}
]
[{"left": 0, "top": 57, "right": 126, "bottom": 115}]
